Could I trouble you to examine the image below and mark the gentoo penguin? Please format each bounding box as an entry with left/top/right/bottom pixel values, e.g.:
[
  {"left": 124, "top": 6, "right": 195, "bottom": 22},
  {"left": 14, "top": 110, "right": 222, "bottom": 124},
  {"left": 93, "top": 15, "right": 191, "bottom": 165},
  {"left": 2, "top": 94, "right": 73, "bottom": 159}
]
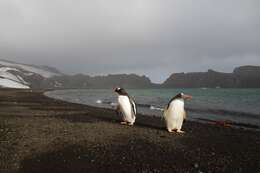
[
  {"left": 114, "top": 87, "right": 137, "bottom": 125},
  {"left": 163, "top": 93, "right": 192, "bottom": 133}
]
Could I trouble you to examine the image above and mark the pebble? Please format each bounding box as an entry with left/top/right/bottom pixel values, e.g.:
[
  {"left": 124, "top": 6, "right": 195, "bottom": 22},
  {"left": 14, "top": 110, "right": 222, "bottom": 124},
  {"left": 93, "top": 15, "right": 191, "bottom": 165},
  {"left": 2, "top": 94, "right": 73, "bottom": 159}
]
[{"left": 194, "top": 163, "right": 199, "bottom": 168}]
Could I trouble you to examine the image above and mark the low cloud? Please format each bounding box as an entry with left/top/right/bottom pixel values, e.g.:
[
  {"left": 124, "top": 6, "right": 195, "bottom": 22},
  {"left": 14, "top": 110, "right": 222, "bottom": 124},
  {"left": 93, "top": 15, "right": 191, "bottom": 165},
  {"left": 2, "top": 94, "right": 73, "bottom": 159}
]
[{"left": 0, "top": 0, "right": 259, "bottom": 82}]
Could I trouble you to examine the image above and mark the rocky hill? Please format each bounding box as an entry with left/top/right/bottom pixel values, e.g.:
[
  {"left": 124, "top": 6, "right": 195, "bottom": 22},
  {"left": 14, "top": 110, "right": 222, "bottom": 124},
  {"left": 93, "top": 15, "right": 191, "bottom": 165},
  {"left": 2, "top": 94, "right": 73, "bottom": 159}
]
[
  {"left": 0, "top": 59, "right": 62, "bottom": 89},
  {"left": 233, "top": 66, "right": 260, "bottom": 88},
  {"left": 163, "top": 66, "right": 260, "bottom": 88},
  {"left": 41, "top": 74, "right": 154, "bottom": 89},
  {"left": 1, "top": 59, "right": 260, "bottom": 89},
  {"left": 0, "top": 59, "right": 154, "bottom": 89}
]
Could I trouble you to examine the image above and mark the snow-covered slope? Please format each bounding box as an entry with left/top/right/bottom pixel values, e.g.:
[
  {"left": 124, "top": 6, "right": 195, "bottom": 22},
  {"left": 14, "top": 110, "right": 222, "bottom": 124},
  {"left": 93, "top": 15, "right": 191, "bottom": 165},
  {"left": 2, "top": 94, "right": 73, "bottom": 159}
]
[
  {"left": 0, "top": 78, "right": 29, "bottom": 89},
  {"left": 0, "top": 67, "right": 30, "bottom": 88},
  {"left": 0, "top": 59, "right": 62, "bottom": 89},
  {"left": 0, "top": 60, "right": 61, "bottom": 78}
]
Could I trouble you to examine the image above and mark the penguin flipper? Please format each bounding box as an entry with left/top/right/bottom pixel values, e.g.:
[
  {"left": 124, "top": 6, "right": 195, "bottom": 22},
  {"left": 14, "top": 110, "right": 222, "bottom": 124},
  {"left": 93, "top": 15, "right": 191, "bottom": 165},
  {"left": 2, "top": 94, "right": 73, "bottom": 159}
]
[
  {"left": 163, "top": 106, "right": 168, "bottom": 119},
  {"left": 129, "top": 97, "right": 137, "bottom": 118}
]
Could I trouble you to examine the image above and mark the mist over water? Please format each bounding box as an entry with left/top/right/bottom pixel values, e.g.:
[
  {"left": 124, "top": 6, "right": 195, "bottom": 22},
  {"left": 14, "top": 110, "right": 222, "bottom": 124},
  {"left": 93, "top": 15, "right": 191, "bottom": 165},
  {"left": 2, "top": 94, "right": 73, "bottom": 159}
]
[{"left": 46, "top": 88, "right": 260, "bottom": 129}]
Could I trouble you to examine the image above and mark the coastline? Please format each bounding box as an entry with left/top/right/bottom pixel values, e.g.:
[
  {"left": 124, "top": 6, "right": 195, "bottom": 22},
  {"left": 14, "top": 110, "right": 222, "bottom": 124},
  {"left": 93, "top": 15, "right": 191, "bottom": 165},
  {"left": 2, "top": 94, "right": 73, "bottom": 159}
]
[
  {"left": 44, "top": 88, "right": 260, "bottom": 131},
  {"left": 0, "top": 89, "right": 260, "bottom": 172}
]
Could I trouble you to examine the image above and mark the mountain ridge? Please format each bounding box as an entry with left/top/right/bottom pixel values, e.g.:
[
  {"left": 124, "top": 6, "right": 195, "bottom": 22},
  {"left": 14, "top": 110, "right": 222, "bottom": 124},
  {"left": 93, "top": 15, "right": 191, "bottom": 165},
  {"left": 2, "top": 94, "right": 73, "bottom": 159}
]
[
  {"left": 162, "top": 67, "right": 260, "bottom": 88},
  {"left": 0, "top": 59, "right": 260, "bottom": 89}
]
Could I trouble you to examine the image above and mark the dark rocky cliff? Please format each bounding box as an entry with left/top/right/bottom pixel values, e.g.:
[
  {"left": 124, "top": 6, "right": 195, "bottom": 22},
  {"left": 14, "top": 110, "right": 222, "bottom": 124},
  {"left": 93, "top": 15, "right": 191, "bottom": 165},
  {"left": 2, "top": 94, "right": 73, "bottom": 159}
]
[
  {"left": 163, "top": 66, "right": 260, "bottom": 88},
  {"left": 1, "top": 58, "right": 260, "bottom": 89},
  {"left": 233, "top": 66, "right": 260, "bottom": 88},
  {"left": 42, "top": 74, "right": 154, "bottom": 89}
]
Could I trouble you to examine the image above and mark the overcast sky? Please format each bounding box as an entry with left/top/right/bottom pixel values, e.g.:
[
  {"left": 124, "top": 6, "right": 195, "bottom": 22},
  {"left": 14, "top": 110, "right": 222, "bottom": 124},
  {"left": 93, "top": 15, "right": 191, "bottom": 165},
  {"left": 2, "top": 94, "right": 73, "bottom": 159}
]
[{"left": 0, "top": 0, "right": 259, "bottom": 83}]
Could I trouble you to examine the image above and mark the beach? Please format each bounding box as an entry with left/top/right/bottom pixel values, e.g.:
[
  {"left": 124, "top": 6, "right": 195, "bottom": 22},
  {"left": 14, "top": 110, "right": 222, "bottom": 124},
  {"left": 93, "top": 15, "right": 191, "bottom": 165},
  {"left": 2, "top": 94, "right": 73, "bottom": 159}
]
[{"left": 0, "top": 89, "right": 260, "bottom": 173}]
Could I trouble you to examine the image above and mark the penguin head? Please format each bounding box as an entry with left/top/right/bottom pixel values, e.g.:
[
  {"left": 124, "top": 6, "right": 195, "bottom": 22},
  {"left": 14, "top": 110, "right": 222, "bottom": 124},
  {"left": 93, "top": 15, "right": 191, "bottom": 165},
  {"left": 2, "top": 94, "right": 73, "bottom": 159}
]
[
  {"left": 114, "top": 87, "right": 128, "bottom": 95},
  {"left": 166, "top": 93, "right": 192, "bottom": 109},
  {"left": 174, "top": 93, "right": 193, "bottom": 100}
]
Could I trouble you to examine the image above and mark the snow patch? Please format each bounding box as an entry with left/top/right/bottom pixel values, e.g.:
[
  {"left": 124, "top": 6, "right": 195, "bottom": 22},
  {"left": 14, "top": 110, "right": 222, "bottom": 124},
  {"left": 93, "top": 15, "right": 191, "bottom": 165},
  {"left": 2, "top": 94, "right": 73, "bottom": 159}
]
[
  {"left": 0, "top": 78, "right": 29, "bottom": 89},
  {"left": 0, "top": 60, "right": 60, "bottom": 78},
  {"left": 0, "top": 66, "right": 30, "bottom": 89},
  {"left": 0, "top": 67, "right": 28, "bottom": 84}
]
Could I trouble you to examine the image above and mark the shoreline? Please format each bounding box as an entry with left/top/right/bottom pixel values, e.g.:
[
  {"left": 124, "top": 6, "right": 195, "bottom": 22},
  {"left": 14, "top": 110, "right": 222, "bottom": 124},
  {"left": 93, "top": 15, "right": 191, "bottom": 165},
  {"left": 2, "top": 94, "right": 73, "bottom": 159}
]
[
  {"left": 44, "top": 90, "right": 260, "bottom": 132},
  {"left": 1, "top": 89, "right": 260, "bottom": 172}
]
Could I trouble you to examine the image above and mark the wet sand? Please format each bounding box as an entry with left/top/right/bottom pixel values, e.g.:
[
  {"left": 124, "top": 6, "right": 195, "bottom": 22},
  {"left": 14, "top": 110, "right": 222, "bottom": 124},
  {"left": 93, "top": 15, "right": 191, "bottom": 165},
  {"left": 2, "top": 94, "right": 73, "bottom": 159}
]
[{"left": 0, "top": 89, "right": 259, "bottom": 173}]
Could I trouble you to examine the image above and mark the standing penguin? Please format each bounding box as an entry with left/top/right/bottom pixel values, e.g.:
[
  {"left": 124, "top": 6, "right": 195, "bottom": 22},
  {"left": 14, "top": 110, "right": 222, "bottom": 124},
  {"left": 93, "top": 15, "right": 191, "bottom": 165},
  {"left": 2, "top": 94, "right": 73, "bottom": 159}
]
[
  {"left": 163, "top": 93, "right": 192, "bottom": 133},
  {"left": 114, "top": 87, "right": 136, "bottom": 125}
]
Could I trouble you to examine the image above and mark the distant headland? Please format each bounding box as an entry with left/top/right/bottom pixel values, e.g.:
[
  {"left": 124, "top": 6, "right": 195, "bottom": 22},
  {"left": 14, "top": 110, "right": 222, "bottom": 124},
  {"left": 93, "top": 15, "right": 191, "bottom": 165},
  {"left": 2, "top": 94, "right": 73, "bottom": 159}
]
[{"left": 1, "top": 59, "right": 260, "bottom": 89}]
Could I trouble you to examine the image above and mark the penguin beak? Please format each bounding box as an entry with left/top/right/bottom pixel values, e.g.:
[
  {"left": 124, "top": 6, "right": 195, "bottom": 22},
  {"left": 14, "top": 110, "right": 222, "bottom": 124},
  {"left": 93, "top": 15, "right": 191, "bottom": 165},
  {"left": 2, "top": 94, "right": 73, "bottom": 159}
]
[{"left": 182, "top": 94, "right": 192, "bottom": 100}]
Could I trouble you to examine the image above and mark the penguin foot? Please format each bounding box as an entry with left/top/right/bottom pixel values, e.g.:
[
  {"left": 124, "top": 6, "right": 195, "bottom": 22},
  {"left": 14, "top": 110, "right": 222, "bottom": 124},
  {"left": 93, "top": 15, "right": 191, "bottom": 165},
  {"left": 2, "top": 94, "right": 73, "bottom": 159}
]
[
  {"left": 120, "top": 122, "right": 127, "bottom": 125},
  {"left": 167, "top": 129, "right": 174, "bottom": 133},
  {"left": 176, "top": 130, "right": 185, "bottom": 133},
  {"left": 128, "top": 122, "right": 134, "bottom": 126}
]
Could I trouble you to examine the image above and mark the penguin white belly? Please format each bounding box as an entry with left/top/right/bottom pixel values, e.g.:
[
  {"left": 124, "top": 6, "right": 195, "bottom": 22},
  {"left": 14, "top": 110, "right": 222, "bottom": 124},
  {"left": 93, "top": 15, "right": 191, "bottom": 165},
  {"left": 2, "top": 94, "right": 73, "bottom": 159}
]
[
  {"left": 164, "top": 99, "right": 185, "bottom": 131},
  {"left": 118, "top": 95, "right": 135, "bottom": 123}
]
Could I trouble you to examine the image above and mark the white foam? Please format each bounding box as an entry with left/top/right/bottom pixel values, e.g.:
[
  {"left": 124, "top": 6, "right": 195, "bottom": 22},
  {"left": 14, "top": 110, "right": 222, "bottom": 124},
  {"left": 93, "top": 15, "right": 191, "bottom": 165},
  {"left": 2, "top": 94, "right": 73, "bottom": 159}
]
[
  {"left": 96, "top": 100, "right": 102, "bottom": 104},
  {"left": 110, "top": 102, "right": 117, "bottom": 106},
  {"left": 150, "top": 105, "right": 164, "bottom": 111}
]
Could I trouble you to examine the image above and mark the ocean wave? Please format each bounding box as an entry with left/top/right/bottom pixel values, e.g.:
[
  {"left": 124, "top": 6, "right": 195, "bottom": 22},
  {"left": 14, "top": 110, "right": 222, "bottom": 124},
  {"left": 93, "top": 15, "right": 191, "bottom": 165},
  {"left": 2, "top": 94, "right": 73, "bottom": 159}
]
[
  {"left": 140, "top": 104, "right": 259, "bottom": 119},
  {"left": 149, "top": 105, "right": 164, "bottom": 111},
  {"left": 96, "top": 100, "right": 102, "bottom": 104},
  {"left": 96, "top": 99, "right": 259, "bottom": 119},
  {"left": 138, "top": 104, "right": 259, "bottom": 119},
  {"left": 186, "top": 107, "right": 260, "bottom": 119},
  {"left": 136, "top": 103, "right": 152, "bottom": 108},
  {"left": 96, "top": 100, "right": 117, "bottom": 107}
]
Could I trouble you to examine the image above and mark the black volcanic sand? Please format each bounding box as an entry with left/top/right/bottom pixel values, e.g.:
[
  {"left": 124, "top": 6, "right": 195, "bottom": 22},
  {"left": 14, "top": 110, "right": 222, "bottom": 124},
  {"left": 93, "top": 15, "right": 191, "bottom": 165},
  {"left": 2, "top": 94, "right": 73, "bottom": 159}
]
[{"left": 0, "top": 89, "right": 260, "bottom": 173}]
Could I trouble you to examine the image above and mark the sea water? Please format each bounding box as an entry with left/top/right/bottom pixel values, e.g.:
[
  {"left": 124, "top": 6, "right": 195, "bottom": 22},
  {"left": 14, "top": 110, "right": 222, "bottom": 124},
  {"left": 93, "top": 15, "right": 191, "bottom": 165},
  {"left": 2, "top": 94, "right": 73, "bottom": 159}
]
[{"left": 45, "top": 88, "right": 260, "bottom": 129}]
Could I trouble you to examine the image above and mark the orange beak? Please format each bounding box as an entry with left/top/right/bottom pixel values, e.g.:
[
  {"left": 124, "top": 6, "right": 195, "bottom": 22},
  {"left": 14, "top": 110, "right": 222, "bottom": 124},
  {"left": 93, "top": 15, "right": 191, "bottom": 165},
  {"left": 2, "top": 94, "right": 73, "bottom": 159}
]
[{"left": 182, "top": 94, "right": 193, "bottom": 100}]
